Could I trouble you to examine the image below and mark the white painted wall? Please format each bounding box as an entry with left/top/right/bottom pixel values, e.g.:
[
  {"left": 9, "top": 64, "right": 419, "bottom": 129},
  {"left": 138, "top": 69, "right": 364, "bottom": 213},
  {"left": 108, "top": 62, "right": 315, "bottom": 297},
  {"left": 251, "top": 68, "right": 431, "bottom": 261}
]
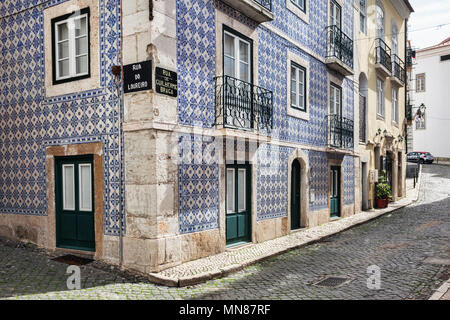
[{"left": 412, "top": 43, "right": 450, "bottom": 158}]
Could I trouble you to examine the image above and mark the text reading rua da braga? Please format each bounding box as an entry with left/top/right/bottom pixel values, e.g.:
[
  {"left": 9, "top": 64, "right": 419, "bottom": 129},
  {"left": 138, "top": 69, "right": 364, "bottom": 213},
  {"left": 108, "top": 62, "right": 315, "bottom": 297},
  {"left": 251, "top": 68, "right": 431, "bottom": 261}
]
[{"left": 179, "top": 304, "right": 271, "bottom": 317}]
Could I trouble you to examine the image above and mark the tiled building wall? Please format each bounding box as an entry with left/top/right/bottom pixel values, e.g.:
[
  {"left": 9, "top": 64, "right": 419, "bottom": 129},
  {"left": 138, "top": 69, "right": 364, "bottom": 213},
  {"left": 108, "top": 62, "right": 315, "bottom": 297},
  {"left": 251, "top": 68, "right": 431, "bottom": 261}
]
[
  {"left": 257, "top": 144, "right": 294, "bottom": 221},
  {"left": 175, "top": 0, "right": 357, "bottom": 233},
  {"left": 177, "top": 133, "right": 220, "bottom": 234},
  {"left": 0, "top": 0, "right": 123, "bottom": 235}
]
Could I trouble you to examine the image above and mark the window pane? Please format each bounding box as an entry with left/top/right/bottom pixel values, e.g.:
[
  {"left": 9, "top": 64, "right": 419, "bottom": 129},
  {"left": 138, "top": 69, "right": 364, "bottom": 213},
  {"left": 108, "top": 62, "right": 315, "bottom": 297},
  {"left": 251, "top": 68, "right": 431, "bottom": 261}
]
[
  {"left": 76, "top": 55, "right": 88, "bottom": 74},
  {"left": 298, "top": 83, "right": 304, "bottom": 109},
  {"left": 239, "top": 62, "right": 249, "bottom": 82},
  {"left": 330, "top": 86, "right": 335, "bottom": 113},
  {"left": 58, "top": 41, "right": 69, "bottom": 59},
  {"left": 75, "top": 16, "right": 88, "bottom": 37},
  {"left": 224, "top": 33, "right": 235, "bottom": 58},
  {"left": 79, "top": 164, "right": 92, "bottom": 211},
  {"left": 58, "top": 23, "right": 69, "bottom": 40},
  {"left": 63, "top": 165, "right": 75, "bottom": 211},
  {"left": 239, "top": 41, "right": 249, "bottom": 63},
  {"left": 76, "top": 36, "right": 88, "bottom": 55},
  {"left": 226, "top": 169, "right": 235, "bottom": 213},
  {"left": 238, "top": 169, "right": 246, "bottom": 212},
  {"left": 58, "top": 59, "right": 70, "bottom": 78},
  {"left": 224, "top": 56, "right": 235, "bottom": 78},
  {"left": 291, "top": 67, "right": 297, "bottom": 107}
]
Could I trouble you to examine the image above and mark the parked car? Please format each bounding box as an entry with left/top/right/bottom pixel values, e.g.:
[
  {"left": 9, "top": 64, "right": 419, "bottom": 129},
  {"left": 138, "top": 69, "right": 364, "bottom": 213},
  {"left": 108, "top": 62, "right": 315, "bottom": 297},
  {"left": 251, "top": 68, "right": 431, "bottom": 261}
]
[
  {"left": 407, "top": 151, "right": 434, "bottom": 164},
  {"left": 407, "top": 152, "right": 419, "bottom": 163}
]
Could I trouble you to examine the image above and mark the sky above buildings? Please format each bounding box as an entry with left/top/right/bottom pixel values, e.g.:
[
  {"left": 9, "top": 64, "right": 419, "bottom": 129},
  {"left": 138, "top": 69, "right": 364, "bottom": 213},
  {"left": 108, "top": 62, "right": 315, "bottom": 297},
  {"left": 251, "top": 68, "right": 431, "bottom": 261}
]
[{"left": 408, "top": 0, "right": 450, "bottom": 49}]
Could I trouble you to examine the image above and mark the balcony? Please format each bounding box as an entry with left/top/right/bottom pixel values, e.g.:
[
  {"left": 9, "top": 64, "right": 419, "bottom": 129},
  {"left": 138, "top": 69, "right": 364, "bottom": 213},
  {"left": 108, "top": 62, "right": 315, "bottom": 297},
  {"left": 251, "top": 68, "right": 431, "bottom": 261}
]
[
  {"left": 406, "top": 48, "right": 415, "bottom": 72},
  {"left": 325, "top": 25, "right": 354, "bottom": 76},
  {"left": 214, "top": 75, "right": 273, "bottom": 131},
  {"left": 327, "top": 114, "right": 354, "bottom": 150},
  {"left": 375, "top": 38, "right": 392, "bottom": 78},
  {"left": 220, "top": 0, "right": 274, "bottom": 23},
  {"left": 406, "top": 104, "right": 413, "bottom": 125},
  {"left": 391, "top": 54, "right": 405, "bottom": 86}
]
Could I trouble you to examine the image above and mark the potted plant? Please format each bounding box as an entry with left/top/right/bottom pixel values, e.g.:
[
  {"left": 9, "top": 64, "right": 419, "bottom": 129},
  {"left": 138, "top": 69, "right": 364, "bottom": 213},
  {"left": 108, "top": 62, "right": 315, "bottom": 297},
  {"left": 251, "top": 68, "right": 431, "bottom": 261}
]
[{"left": 375, "top": 170, "right": 392, "bottom": 209}]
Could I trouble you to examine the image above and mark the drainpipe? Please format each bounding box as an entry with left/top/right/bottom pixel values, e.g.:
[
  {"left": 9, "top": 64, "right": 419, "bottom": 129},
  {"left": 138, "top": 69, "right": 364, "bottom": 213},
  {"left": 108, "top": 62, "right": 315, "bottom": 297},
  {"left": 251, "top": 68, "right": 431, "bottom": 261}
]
[
  {"left": 404, "top": 18, "right": 408, "bottom": 154},
  {"left": 117, "top": 0, "right": 125, "bottom": 269}
]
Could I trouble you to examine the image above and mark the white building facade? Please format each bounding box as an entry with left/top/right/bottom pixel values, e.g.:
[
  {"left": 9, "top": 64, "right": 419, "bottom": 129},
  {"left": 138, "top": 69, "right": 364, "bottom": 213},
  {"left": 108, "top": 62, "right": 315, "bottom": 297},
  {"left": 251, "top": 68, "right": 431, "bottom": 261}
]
[{"left": 411, "top": 38, "right": 450, "bottom": 160}]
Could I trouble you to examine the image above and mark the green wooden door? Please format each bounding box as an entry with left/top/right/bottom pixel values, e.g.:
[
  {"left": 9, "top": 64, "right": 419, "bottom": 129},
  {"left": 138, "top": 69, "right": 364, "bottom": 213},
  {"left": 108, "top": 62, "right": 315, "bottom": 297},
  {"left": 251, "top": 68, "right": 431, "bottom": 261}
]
[
  {"left": 226, "top": 163, "right": 251, "bottom": 246},
  {"left": 291, "top": 159, "right": 301, "bottom": 230},
  {"left": 330, "top": 166, "right": 341, "bottom": 218},
  {"left": 55, "top": 155, "right": 95, "bottom": 252}
]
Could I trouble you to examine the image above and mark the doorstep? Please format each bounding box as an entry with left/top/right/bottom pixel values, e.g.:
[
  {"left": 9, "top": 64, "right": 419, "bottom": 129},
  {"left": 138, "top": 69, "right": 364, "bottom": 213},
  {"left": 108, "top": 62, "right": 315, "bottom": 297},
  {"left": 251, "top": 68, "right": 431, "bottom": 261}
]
[{"left": 147, "top": 168, "right": 422, "bottom": 288}]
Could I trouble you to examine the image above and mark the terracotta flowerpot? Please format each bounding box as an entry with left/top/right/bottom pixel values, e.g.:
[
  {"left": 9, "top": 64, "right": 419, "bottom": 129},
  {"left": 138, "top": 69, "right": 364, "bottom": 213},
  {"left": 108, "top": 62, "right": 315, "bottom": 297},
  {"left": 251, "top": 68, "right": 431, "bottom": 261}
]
[{"left": 376, "top": 198, "right": 388, "bottom": 209}]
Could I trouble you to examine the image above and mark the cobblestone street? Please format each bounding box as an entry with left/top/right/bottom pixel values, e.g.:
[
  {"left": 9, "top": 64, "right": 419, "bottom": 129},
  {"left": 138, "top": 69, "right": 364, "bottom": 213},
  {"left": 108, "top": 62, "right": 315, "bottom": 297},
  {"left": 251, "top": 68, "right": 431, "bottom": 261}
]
[{"left": 1, "top": 165, "right": 449, "bottom": 300}]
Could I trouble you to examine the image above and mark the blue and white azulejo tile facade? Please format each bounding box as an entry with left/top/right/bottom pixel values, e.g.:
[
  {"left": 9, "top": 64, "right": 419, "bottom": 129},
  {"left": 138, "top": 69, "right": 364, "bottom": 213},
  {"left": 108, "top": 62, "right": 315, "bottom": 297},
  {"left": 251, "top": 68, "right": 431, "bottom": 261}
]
[
  {"left": 176, "top": 0, "right": 357, "bottom": 235},
  {"left": 0, "top": 0, "right": 124, "bottom": 235}
]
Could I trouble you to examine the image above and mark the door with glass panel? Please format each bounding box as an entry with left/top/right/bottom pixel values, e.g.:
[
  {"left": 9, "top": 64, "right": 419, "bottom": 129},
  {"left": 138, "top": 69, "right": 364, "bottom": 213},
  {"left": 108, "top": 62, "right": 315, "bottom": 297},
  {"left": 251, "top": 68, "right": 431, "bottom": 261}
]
[
  {"left": 223, "top": 28, "right": 253, "bottom": 129},
  {"left": 226, "top": 163, "right": 251, "bottom": 246},
  {"left": 330, "top": 166, "right": 341, "bottom": 218},
  {"left": 55, "top": 155, "right": 95, "bottom": 251}
]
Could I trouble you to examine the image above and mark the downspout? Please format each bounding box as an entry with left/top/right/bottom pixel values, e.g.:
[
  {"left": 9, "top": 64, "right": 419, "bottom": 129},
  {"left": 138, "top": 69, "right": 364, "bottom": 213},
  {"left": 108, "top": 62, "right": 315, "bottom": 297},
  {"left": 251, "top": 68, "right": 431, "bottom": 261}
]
[
  {"left": 404, "top": 18, "right": 408, "bottom": 154},
  {"left": 118, "top": 0, "right": 125, "bottom": 269}
]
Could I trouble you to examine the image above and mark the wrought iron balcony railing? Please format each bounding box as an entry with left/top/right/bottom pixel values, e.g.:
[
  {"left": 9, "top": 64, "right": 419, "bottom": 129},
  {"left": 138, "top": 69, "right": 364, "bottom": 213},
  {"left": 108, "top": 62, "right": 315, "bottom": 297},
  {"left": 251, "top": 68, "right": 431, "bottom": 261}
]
[
  {"left": 253, "top": 0, "right": 272, "bottom": 11},
  {"left": 326, "top": 25, "right": 354, "bottom": 69},
  {"left": 376, "top": 38, "right": 392, "bottom": 72},
  {"left": 392, "top": 54, "right": 405, "bottom": 83},
  {"left": 214, "top": 75, "right": 273, "bottom": 131},
  {"left": 406, "top": 104, "right": 413, "bottom": 121},
  {"left": 327, "top": 114, "right": 354, "bottom": 149}
]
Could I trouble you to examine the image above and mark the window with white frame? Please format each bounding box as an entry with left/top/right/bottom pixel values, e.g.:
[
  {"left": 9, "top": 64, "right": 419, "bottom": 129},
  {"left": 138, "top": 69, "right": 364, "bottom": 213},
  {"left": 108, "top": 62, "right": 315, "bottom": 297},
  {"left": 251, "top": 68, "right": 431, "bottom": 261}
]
[
  {"left": 52, "top": 8, "right": 90, "bottom": 84},
  {"left": 392, "top": 24, "right": 398, "bottom": 55},
  {"left": 416, "top": 73, "right": 425, "bottom": 92},
  {"left": 377, "top": 77, "right": 385, "bottom": 117},
  {"left": 223, "top": 29, "right": 251, "bottom": 83},
  {"left": 291, "top": 0, "right": 306, "bottom": 13},
  {"left": 329, "top": 0, "right": 342, "bottom": 29},
  {"left": 376, "top": 4, "right": 385, "bottom": 39},
  {"left": 290, "top": 62, "right": 306, "bottom": 112},
  {"left": 392, "top": 88, "right": 398, "bottom": 123},
  {"left": 330, "top": 83, "right": 342, "bottom": 116},
  {"left": 360, "top": 0, "right": 367, "bottom": 34}
]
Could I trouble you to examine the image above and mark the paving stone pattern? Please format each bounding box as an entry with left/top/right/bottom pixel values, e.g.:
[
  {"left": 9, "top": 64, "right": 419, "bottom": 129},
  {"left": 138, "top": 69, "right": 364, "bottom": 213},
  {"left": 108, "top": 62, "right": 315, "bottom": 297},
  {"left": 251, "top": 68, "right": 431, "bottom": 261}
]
[{"left": 1, "top": 165, "right": 449, "bottom": 300}]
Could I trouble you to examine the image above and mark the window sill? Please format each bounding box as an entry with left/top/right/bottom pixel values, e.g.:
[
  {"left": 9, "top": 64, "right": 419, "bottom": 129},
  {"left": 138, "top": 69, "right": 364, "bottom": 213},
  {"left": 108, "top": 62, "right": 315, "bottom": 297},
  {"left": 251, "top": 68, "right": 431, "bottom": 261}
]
[
  {"left": 376, "top": 114, "right": 385, "bottom": 121},
  {"left": 287, "top": 107, "right": 310, "bottom": 121},
  {"left": 286, "top": 0, "right": 309, "bottom": 24}
]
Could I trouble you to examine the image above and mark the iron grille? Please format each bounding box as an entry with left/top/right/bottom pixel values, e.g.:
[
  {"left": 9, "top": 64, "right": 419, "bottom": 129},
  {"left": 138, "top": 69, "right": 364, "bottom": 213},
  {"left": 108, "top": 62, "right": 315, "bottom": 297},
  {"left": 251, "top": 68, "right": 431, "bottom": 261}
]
[
  {"left": 215, "top": 75, "right": 273, "bottom": 131},
  {"left": 406, "top": 104, "right": 413, "bottom": 121},
  {"left": 327, "top": 114, "right": 354, "bottom": 149},
  {"left": 392, "top": 54, "right": 405, "bottom": 83},
  {"left": 253, "top": 0, "right": 272, "bottom": 11},
  {"left": 326, "top": 25, "right": 354, "bottom": 69},
  {"left": 376, "top": 38, "right": 392, "bottom": 72}
]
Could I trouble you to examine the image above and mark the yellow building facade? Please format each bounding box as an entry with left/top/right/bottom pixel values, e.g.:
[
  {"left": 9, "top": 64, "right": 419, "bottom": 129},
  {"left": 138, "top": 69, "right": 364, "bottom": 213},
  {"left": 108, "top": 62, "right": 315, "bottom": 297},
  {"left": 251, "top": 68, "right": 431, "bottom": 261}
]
[{"left": 356, "top": 0, "right": 414, "bottom": 210}]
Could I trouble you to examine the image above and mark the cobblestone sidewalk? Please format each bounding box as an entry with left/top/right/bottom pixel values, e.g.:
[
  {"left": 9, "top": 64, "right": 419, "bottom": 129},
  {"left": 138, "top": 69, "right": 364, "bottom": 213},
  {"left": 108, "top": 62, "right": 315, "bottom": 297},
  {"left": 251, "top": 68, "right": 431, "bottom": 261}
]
[
  {"left": 149, "top": 167, "right": 422, "bottom": 287},
  {"left": 3, "top": 164, "right": 449, "bottom": 300}
]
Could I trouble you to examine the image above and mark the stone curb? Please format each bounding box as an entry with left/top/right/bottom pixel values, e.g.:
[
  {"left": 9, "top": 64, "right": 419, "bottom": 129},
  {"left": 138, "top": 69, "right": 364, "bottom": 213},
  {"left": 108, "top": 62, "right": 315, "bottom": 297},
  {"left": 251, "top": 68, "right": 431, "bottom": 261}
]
[
  {"left": 429, "top": 279, "right": 450, "bottom": 300},
  {"left": 148, "top": 167, "right": 424, "bottom": 288}
]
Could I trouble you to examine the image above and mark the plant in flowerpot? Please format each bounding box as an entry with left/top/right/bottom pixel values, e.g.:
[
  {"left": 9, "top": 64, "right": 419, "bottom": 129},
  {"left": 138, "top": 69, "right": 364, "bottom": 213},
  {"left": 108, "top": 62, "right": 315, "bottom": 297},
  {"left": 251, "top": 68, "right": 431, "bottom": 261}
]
[{"left": 375, "top": 171, "right": 392, "bottom": 209}]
